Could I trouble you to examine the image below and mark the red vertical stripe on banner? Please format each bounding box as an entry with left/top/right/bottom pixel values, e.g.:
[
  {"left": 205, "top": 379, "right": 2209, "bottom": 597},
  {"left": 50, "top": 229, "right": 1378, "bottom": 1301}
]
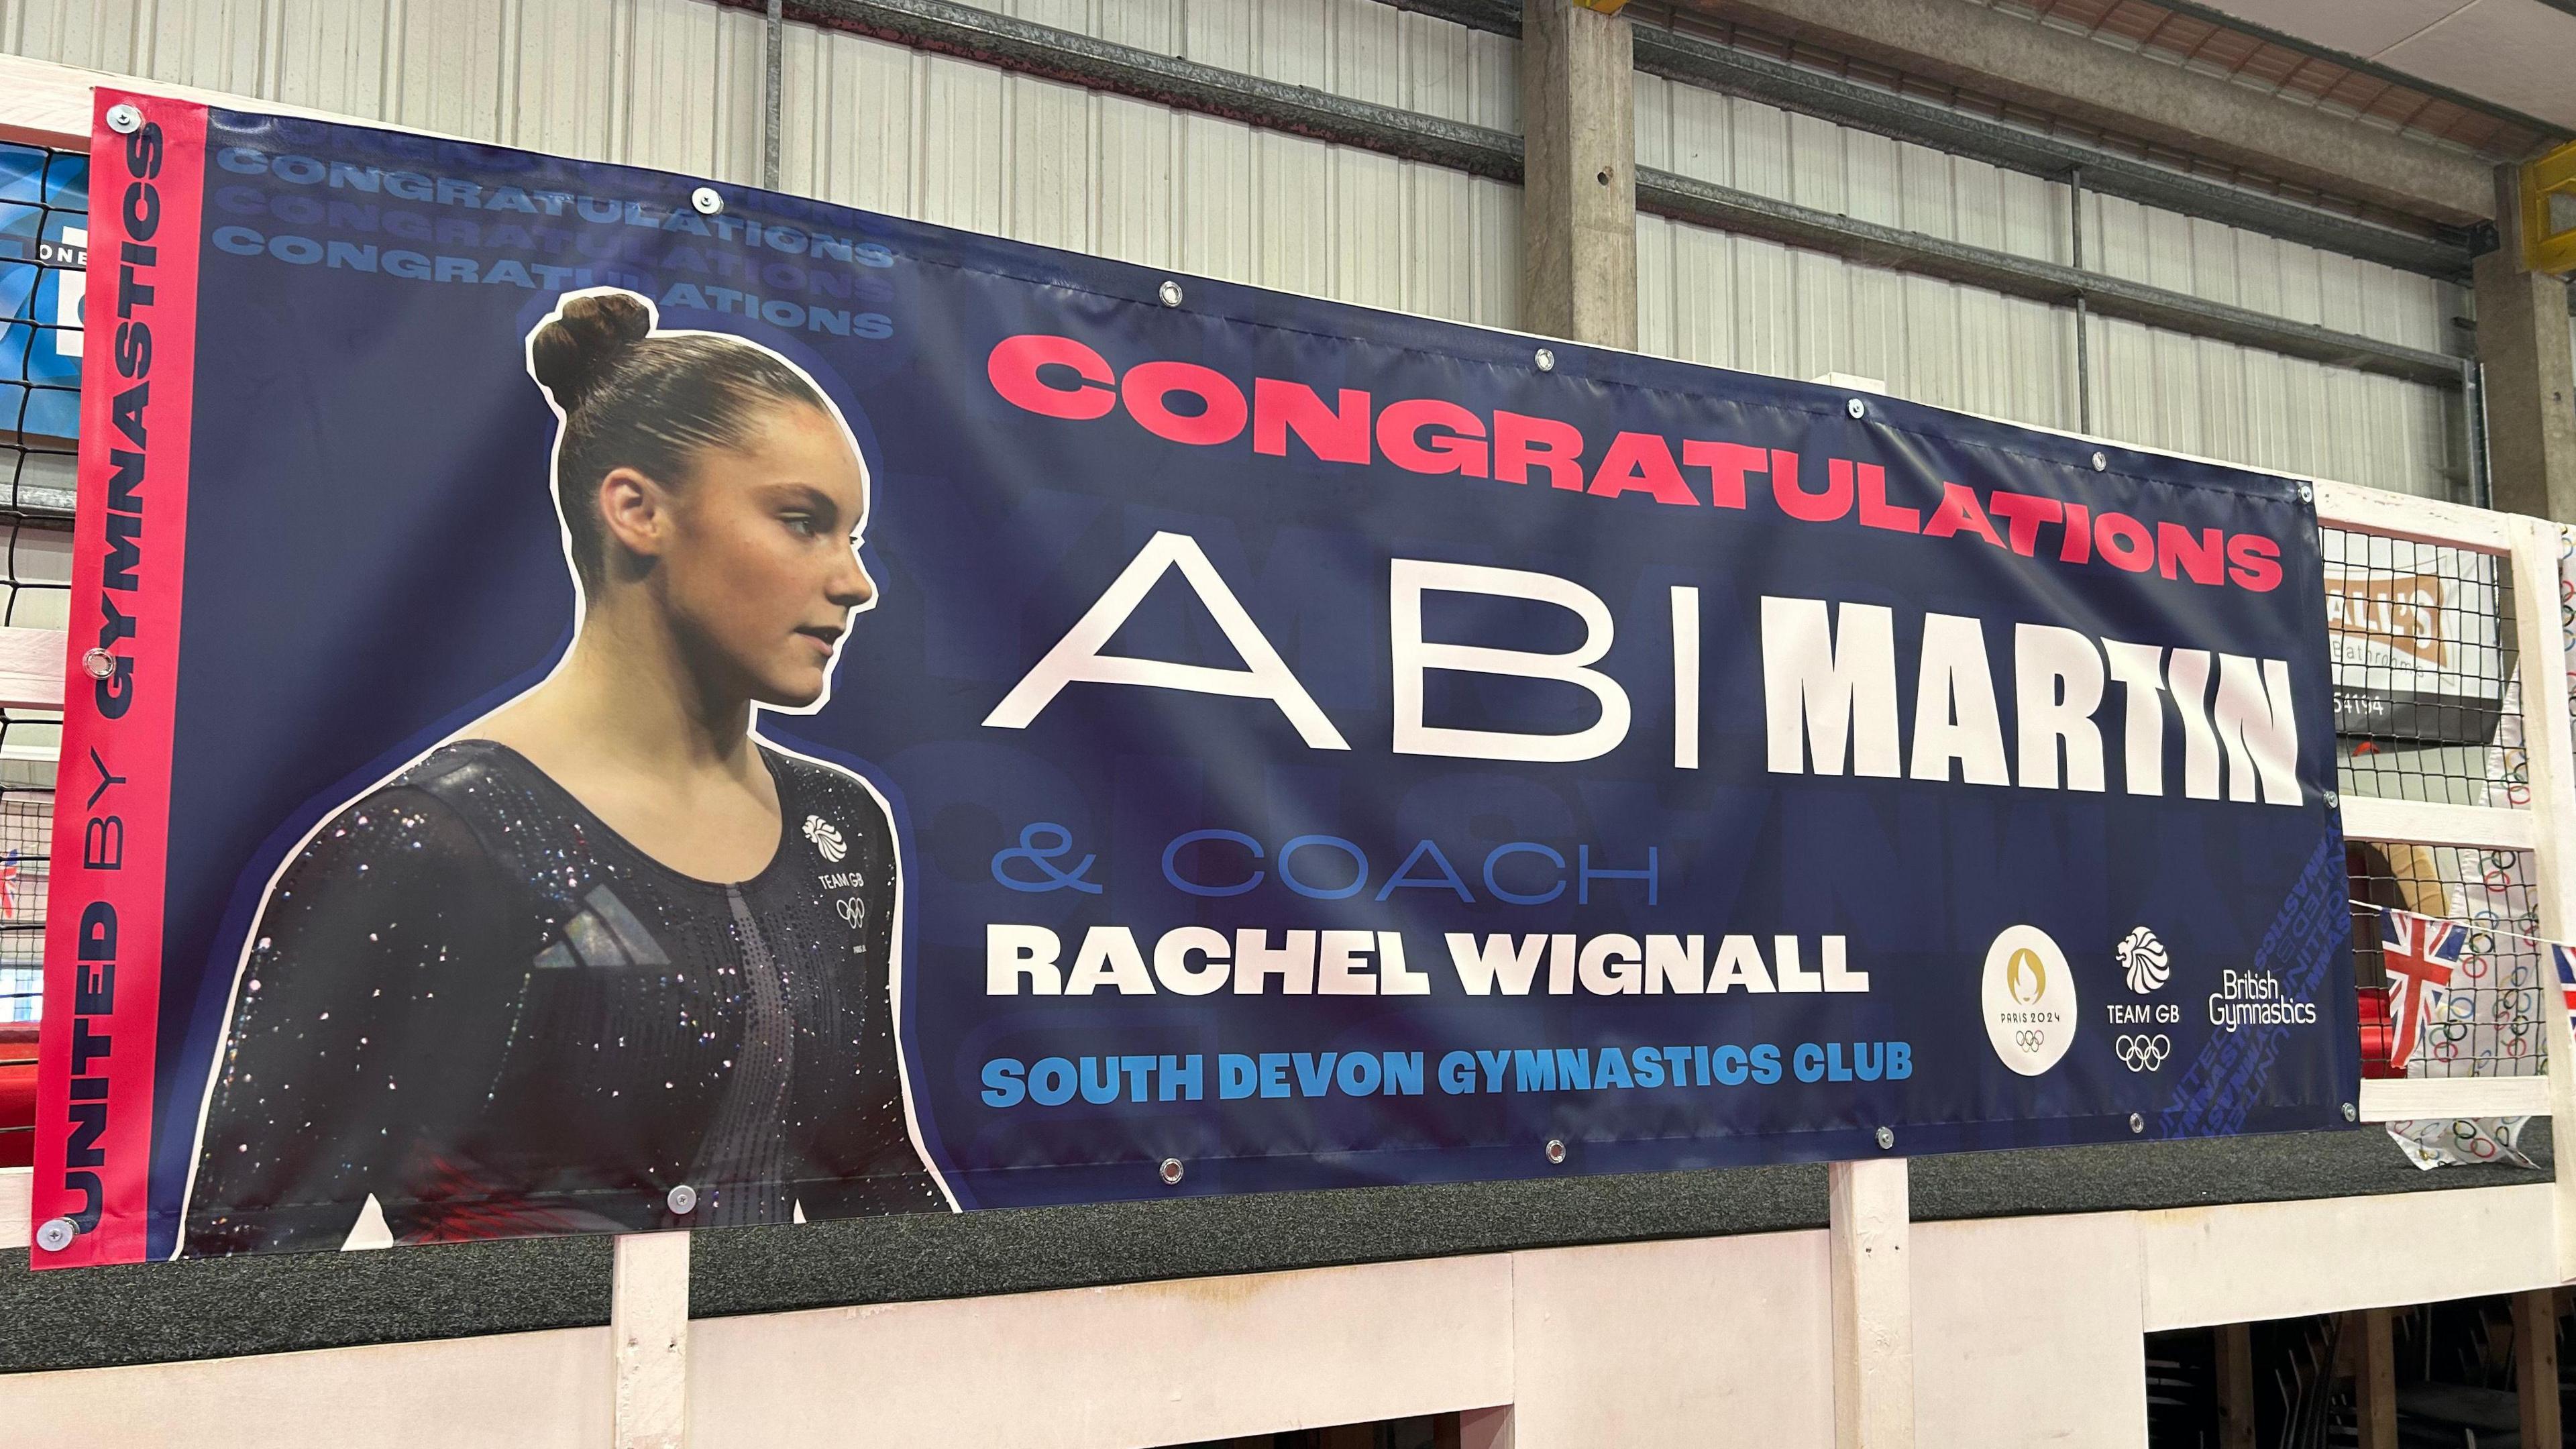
[{"left": 30, "top": 91, "right": 206, "bottom": 1268}]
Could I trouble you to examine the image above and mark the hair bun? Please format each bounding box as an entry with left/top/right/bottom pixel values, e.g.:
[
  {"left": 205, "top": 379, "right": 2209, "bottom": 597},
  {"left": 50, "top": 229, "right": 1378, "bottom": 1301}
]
[{"left": 531, "top": 290, "right": 654, "bottom": 412}]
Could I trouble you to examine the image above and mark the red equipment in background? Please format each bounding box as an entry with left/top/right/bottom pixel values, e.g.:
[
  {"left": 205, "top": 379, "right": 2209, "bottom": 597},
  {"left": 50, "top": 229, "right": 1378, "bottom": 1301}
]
[
  {"left": 1, "top": 1021, "right": 34, "bottom": 1169},
  {"left": 2357, "top": 986, "right": 2400, "bottom": 1080}
]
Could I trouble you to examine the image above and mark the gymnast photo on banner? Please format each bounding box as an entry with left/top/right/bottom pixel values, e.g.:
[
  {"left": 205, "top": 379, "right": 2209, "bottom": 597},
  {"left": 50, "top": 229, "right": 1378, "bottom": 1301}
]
[{"left": 182, "top": 288, "right": 951, "bottom": 1254}]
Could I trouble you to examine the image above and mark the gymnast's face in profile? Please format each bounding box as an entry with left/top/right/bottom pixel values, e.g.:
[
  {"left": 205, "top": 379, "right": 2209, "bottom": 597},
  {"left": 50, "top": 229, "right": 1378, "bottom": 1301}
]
[{"left": 599, "top": 400, "right": 875, "bottom": 708}]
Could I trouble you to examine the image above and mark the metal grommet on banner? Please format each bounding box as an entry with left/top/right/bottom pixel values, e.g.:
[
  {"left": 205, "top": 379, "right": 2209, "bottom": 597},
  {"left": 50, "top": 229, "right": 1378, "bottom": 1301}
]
[
  {"left": 1845, "top": 397, "right": 1866, "bottom": 420},
  {"left": 1158, "top": 280, "right": 1184, "bottom": 308},
  {"left": 1534, "top": 347, "right": 1556, "bottom": 373},
  {"left": 2128, "top": 1112, "right": 2145, "bottom": 1134},
  {"left": 1544, "top": 1138, "right": 1567, "bottom": 1165},
  {"left": 34, "top": 1216, "right": 76, "bottom": 1252},
  {"left": 105, "top": 103, "right": 144, "bottom": 136},
  {"left": 1874, "top": 1126, "right": 1894, "bottom": 1150},
  {"left": 665, "top": 1183, "right": 698, "bottom": 1216},
  {"left": 1159, "top": 1157, "right": 1185, "bottom": 1185},
  {"left": 2089, "top": 451, "right": 2108, "bottom": 472},
  {"left": 2324, "top": 790, "right": 2340, "bottom": 809},
  {"left": 2343, "top": 1102, "right": 2359, "bottom": 1122},
  {"left": 2296, "top": 482, "right": 2314, "bottom": 504},
  {"left": 79, "top": 647, "right": 115, "bottom": 680},
  {"left": 689, "top": 186, "right": 724, "bottom": 217}
]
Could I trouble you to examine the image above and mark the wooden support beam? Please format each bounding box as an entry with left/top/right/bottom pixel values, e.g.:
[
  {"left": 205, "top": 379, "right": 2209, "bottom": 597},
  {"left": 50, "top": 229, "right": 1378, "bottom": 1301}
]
[
  {"left": 2212, "top": 1323, "right": 2255, "bottom": 1449},
  {"left": 2346, "top": 1309, "right": 2397, "bottom": 1449},
  {"left": 2506, "top": 515, "right": 2576, "bottom": 1283},
  {"left": 612, "top": 1230, "right": 692, "bottom": 1449},
  {"left": 2516, "top": 1289, "right": 2563, "bottom": 1449},
  {"left": 1829, "top": 1157, "right": 1912, "bottom": 1449}
]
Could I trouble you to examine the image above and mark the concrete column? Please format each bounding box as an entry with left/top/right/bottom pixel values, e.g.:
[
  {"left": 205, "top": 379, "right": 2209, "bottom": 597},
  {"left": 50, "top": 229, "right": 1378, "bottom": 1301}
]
[
  {"left": 1519, "top": 0, "right": 1637, "bottom": 350},
  {"left": 2477, "top": 162, "right": 2576, "bottom": 521}
]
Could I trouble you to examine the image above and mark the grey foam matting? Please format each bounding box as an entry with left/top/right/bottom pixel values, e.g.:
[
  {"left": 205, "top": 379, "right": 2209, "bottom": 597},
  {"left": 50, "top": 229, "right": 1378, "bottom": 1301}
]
[{"left": 2, "top": 1120, "right": 2548, "bottom": 1373}]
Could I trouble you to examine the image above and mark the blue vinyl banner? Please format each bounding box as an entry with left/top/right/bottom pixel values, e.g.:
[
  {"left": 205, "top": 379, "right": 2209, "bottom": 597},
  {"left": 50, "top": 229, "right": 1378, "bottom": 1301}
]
[{"left": 41, "top": 99, "right": 2356, "bottom": 1263}]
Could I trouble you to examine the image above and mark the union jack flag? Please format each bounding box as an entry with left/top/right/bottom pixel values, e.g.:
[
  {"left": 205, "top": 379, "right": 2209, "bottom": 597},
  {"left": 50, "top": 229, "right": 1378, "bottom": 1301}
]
[
  {"left": 2380, "top": 908, "right": 2465, "bottom": 1073},
  {"left": 0, "top": 851, "right": 21, "bottom": 920},
  {"left": 2554, "top": 942, "right": 2576, "bottom": 1030}
]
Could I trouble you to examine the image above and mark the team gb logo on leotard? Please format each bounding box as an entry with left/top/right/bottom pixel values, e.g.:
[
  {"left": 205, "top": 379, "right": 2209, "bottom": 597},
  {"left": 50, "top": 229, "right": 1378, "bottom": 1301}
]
[{"left": 803, "top": 815, "right": 847, "bottom": 863}]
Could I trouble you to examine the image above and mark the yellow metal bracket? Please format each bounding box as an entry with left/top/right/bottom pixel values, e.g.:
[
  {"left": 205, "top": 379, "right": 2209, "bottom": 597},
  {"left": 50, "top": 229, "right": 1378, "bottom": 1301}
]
[{"left": 2522, "top": 137, "right": 2576, "bottom": 276}]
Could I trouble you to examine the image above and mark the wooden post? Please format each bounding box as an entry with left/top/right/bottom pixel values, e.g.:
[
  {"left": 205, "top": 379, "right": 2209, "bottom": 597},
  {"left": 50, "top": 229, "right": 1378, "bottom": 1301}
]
[
  {"left": 2347, "top": 1309, "right": 2397, "bottom": 1449},
  {"left": 2506, "top": 516, "right": 2576, "bottom": 1281},
  {"left": 1830, "top": 1158, "right": 1913, "bottom": 1449},
  {"left": 2516, "top": 1289, "right": 2563, "bottom": 1449},
  {"left": 612, "top": 1230, "right": 692, "bottom": 1449},
  {"left": 2212, "top": 1322, "right": 2256, "bottom": 1449}
]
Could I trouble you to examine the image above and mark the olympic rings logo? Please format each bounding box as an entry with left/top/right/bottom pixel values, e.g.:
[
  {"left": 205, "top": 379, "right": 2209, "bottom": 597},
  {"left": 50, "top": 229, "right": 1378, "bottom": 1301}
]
[
  {"left": 2116, "top": 1034, "right": 2170, "bottom": 1072},
  {"left": 2448, "top": 1120, "right": 2500, "bottom": 1160}
]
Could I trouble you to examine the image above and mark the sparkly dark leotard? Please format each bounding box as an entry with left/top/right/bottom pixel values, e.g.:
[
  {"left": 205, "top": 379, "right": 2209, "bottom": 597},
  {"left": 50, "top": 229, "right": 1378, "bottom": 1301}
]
[{"left": 183, "top": 739, "right": 947, "bottom": 1255}]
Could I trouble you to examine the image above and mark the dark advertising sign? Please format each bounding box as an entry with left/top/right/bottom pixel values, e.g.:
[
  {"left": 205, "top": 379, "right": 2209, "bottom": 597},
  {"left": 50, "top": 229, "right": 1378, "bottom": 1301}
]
[{"left": 34, "top": 93, "right": 2356, "bottom": 1265}]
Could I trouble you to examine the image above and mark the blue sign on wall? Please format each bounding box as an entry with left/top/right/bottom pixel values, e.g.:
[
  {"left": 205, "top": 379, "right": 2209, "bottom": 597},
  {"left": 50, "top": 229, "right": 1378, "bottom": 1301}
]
[{"left": 0, "top": 140, "right": 87, "bottom": 443}]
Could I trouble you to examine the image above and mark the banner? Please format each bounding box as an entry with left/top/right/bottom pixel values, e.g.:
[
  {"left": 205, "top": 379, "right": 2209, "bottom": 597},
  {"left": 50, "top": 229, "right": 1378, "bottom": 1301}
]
[
  {"left": 33, "top": 95, "right": 2357, "bottom": 1265},
  {"left": 2321, "top": 530, "right": 2506, "bottom": 746}
]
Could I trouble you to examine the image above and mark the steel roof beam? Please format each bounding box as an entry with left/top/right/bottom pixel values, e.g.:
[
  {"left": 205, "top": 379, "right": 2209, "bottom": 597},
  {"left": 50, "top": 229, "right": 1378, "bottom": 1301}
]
[
  {"left": 1391, "top": 0, "right": 2475, "bottom": 279},
  {"left": 1637, "top": 170, "right": 2465, "bottom": 386},
  {"left": 1628, "top": 23, "right": 2476, "bottom": 281},
  {"left": 1647, "top": 0, "right": 2495, "bottom": 223}
]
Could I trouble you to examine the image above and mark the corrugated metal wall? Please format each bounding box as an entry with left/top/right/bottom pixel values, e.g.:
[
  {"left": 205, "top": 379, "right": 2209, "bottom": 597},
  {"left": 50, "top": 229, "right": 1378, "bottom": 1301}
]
[
  {"left": 778, "top": 1, "right": 1521, "bottom": 325},
  {"left": 1, "top": 0, "right": 2460, "bottom": 495},
  {"left": 1636, "top": 73, "right": 2463, "bottom": 499},
  {"left": 3, "top": 0, "right": 775, "bottom": 178}
]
